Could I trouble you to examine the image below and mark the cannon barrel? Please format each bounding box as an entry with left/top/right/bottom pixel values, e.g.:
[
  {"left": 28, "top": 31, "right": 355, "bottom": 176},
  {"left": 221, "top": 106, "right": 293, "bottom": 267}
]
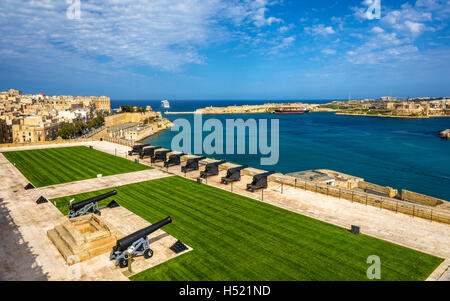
[
  {"left": 170, "top": 153, "right": 186, "bottom": 159},
  {"left": 188, "top": 156, "right": 206, "bottom": 163},
  {"left": 156, "top": 150, "right": 172, "bottom": 155},
  {"left": 206, "top": 160, "right": 227, "bottom": 167},
  {"left": 227, "top": 165, "right": 248, "bottom": 176},
  {"left": 133, "top": 144, "right": 151, "bottom": 150},
  {"left": 254, "top": 170, "right": 276, "bottom": 180},
  {"left": 115, "top": 216, "right": 173, "bottom": 251},
  {"left": 143, "top": 146, "right": 162, "bottom": 152},
  {"left": 229, "top": 165, "right": 248, "bottom": 173},
  {"left": 70, "top": 190, "right": 117, "bottom": 211}
]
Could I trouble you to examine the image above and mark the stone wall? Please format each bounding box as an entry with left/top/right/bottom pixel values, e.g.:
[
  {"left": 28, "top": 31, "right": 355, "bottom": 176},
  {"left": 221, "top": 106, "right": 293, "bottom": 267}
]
[
  {"left": 402, "top": 190, "right": 445, "bottom": 207},
  {"left": 358, "top": 181, "right": 398, "bottom": 198},
  {"left": 105, "top": 111, "right": 162, "bottom": 127}
]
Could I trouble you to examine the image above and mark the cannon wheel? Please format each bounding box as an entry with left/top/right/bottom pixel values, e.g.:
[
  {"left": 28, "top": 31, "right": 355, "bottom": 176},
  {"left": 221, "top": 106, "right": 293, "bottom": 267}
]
[
  {"left": 119, "top": 258, "right": 128, "bottom": 268},
  {"left": 144, "top": 249, "right": 153, "bottom": 259}
]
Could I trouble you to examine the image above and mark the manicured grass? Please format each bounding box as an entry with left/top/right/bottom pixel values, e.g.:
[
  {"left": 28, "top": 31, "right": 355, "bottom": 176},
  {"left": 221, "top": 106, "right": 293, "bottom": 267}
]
[
  {"left": 51, "top": 176, "right": 443, "bottom": 281},
  {"left": 3, "top": 146, "right": 151, "bottom": 187}
]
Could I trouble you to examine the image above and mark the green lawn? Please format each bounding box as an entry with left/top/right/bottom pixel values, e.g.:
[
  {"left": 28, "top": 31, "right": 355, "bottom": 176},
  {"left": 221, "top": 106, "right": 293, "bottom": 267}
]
[
  {"left": 51, "top": 176, "right": 443, "bottom": 281},
  {"left": 3, "top": 146, "right": 151, "bottom": 187}
]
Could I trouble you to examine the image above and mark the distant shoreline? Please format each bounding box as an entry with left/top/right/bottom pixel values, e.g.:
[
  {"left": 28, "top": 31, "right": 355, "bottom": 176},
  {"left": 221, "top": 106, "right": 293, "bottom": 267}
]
[{"left": 335, "top": 112, "right": 450, "bottom": 119}]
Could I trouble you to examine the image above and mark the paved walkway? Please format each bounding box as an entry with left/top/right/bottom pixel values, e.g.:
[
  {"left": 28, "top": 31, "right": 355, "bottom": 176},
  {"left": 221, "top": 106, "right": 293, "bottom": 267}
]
[{"left": 38, "top": 169, "right": 170, "bottom": 200}]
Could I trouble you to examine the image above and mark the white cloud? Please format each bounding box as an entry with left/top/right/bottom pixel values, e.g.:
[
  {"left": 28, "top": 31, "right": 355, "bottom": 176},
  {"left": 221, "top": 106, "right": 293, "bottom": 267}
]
[
  {"left": 0, "top": 0, "right": 285, "bottom": 72},
  {"left": 331, "top": 16, "right": 345, "bottom": 31},
  {"left": 404, "top": 20, "right": 426, "bottom": 34},
  {"left": 305, "top": 24, "right": 336, "bottom": 36},
  {"left": 371, "top": 26, "right": 385, "bottom": 33},
  {"left": 226, "top": 0, "right": 283, "bottom": 27},
  {"left": 278, "top": 24, "right": 294, "bottom": 33},
  {"left": 322, "top": 48, "right": 337, "bottom": 55},
  {"left": 345, "top": 0, "right": 449, "bottom": 66},
  {"left": 269, "top": 35, "right": 296, "bottom": 54},
  {"left": 346, "top": 30, "right": 419, "bottom": 65},
  {"left": 381, "top": 3, "right": 433, "bottom": 36}
]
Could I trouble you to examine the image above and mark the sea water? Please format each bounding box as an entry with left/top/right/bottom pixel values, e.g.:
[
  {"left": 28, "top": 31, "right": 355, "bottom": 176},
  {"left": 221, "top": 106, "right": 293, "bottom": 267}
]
[{"left": 112, "top": 100, "right": 450, "bottom": 200}]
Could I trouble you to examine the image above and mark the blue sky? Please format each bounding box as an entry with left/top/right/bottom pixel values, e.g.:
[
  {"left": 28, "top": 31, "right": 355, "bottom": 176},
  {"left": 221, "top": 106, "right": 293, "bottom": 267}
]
[{"left": 0, "top": 0, "right": 449, "bottom": 100}]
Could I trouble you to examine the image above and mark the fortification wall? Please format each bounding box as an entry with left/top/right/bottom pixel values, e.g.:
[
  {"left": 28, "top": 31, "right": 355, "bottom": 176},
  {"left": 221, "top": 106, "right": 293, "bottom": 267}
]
[
  {"left": 402, "top": 190, "right": 445, "bottom": 207},
  {"left": 105, "top": 112, "right": 162, "bottom": 127},
  {"left": 358, "top": 181, "right": 398, "bottom": 198}
]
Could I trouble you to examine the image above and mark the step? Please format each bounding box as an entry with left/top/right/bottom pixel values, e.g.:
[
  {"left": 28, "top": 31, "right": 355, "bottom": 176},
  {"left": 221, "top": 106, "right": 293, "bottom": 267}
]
[
  {"left": 86, "top": 237, "right": 117, "bottom": 259},
  {"left": 54, "top": 225, "right": 83, "bottom": 253},
  {"left": 47, "top": 229, "right": 75, "bottom": 265}
]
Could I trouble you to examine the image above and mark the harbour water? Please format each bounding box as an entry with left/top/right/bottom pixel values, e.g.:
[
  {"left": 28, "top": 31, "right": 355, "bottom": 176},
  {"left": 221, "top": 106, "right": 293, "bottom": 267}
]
[{"left": 112, "top": 100, "right": 450, "bottom": 201}]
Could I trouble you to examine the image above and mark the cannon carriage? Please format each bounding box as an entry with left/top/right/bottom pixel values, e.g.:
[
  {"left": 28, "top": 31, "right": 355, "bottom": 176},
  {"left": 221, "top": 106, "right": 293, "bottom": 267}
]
[
  {"left": 221, "top": 165, "right": 248, "bottom": 184},
  {"left": 200, "top": 160, "right": 227, "bottom": 179},
  {"left": 246, "top": 171, "right": 276, "bottom": 192},
  {"left": 181, "top": 157, "right": 206, "bottom": 173}
]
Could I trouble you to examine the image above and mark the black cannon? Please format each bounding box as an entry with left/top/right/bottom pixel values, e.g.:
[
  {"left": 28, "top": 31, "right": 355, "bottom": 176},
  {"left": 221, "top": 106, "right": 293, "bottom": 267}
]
[
  {"left": 68, "top": 190, "right": 117, "bottom": 218},
  {"left": 128, "top": 144, "right": 151, "bottom": 156},
  {"left": 200, "top": 160, "right": 227, "bottom": 178},
  {"left": 221, "top": 165, "right": 248, "bottom": 184},
  {"left": 164, "top": 153, "right": 187, "bottom": 168},
  {"left": 110, "top": 216, "right": 173, "bottom": 268},
  {"left": 246, "top": 171, "right": 276, "bottom": 192},
  {"left": 139, "top": 146, "right": 162, "bottom": 159},
  {"left": 181, "top": 157, "right": 206, "bottom": 173},
  {"left": 151, "top": 150, "right": 172, "bottom": 163}
]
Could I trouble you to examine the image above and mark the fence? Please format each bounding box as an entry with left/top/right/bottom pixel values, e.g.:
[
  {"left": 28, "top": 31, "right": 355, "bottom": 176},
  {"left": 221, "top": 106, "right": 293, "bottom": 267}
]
[{"left": 267, "top": 175, "right": 450, "bottom": 225}]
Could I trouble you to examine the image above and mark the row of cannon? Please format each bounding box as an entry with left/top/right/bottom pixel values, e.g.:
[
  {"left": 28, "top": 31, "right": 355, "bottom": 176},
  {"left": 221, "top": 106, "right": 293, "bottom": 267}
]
[
  {"left": 65, "top": 144, "right": 276, "bottom": 268},
  {"left": 130, "top": 144, "right": 276, "bottom": 192}
]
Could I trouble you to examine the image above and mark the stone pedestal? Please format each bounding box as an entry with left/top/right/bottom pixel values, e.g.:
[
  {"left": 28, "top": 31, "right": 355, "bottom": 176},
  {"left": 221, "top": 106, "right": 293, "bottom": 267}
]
[{"left": 47, "top": 214, "right": 122, "bottom": 265}]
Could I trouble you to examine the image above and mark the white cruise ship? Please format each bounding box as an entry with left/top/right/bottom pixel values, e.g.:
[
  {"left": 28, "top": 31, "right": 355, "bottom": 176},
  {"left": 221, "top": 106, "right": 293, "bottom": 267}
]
[{"left": 161, "top": 99, "right": 170, "bottom": 109}]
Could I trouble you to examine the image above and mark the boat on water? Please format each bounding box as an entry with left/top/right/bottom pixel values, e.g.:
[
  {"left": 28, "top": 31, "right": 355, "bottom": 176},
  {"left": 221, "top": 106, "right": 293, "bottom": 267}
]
[
  {"left": 272, "top": 107, "right": 309, "bottom": 114},
  {"left": 161, "top": 99, "right": 170, "bottom": 109}
]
